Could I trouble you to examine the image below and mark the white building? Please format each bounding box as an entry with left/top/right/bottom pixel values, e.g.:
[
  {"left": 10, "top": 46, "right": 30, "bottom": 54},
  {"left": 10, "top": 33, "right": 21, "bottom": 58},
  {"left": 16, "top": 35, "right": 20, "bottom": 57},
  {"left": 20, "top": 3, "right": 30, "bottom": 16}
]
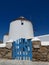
[
  {"left": 0, "top": 16, "right": 34, "bottom": 48},
  {"left": 8, "top": 16, "right": 34, "bottom": 41},
  {"left": 0, "top": 16, "right": 49, "bottom": 48},
  {"left": 3, "top": 34, "right": 9, "bottom": 44},
  {"left": 36, "top": 34, "right": 49, "bottom": 46}
]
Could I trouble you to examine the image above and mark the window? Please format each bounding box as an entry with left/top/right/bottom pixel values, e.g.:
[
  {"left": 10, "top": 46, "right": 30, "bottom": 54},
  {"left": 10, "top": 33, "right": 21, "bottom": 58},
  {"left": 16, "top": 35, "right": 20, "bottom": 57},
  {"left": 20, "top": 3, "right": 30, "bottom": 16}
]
[{"left": 21, "top": 22, "right": 24, "bottom": 25}]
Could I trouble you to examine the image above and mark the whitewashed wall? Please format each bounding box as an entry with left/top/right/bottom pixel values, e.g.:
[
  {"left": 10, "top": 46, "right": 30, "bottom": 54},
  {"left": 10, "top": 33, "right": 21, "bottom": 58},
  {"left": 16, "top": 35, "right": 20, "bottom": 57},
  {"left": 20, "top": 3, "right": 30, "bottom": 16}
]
[
  {"left": 9, "top": 20, "right": 34, "bottom": 41},
  {"left": 3, "top": 35, "right": 9, "bottom": 43},
  {"left": 36, "top": 34, "right": 49, "bottom": 46}
]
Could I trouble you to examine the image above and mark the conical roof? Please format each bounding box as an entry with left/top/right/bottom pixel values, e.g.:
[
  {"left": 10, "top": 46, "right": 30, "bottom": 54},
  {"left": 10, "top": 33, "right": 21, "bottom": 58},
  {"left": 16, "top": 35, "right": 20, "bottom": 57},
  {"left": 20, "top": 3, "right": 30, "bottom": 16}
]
[
  {"left": 13, "top": 16, "right": 30, "bottom": 21},
  {"left": 17, "top": 16, "right": 27, "bottom": 20}
]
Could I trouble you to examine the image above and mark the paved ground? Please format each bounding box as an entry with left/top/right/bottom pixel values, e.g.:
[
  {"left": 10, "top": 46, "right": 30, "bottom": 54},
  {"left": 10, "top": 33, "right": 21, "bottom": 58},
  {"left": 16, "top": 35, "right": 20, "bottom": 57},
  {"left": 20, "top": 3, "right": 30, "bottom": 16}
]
[{"left": 0, "top": 59, "right": 49, "bottom": 65}]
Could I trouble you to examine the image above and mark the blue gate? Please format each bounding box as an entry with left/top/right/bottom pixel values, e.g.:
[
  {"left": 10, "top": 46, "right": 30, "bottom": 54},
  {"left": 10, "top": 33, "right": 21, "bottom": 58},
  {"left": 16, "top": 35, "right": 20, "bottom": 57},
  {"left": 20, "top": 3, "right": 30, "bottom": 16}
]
[{"left": 12, "top": 38, "right": 32, "bottom": 60}]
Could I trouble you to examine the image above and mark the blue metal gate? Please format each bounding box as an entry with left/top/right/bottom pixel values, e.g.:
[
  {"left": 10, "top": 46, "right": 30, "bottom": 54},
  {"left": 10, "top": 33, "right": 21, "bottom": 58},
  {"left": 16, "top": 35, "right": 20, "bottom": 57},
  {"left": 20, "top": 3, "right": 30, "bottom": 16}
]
[{"left": 12, "top": 38, "right": 32, "bottom": 60}]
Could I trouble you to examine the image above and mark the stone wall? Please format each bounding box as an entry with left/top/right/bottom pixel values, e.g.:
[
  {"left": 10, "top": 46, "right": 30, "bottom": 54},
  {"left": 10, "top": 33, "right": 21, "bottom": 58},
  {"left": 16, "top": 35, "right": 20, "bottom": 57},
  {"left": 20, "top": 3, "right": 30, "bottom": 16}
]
[{"left": 0, "top": 45, "right": 49, "bottom": 61}]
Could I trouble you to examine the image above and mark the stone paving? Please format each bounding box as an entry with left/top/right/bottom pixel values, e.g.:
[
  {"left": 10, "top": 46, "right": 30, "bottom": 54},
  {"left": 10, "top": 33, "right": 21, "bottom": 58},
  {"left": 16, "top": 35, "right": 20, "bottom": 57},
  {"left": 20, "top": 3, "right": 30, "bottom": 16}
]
[{"left": 0, "top": 59, "right": 49, "bottom": 65}]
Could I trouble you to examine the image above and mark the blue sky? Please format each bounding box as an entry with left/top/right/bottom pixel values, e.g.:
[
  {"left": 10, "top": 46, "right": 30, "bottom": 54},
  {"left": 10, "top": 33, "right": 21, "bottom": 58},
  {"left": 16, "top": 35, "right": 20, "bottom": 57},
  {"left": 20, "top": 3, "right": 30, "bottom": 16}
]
[{"left": 0, "top": 0, "right": 49, "bottom": 40}]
